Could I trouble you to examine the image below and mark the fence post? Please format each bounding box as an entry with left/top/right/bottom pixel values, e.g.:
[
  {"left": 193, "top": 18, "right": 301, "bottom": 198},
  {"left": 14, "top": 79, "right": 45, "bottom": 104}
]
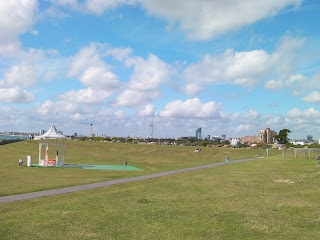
[{"left": 309, "top": 149, "right": 311, "bottom": 159}]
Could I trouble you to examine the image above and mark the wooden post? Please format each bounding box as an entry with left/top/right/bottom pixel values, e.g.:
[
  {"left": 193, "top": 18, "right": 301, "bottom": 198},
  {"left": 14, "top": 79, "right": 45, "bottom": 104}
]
[{"left": 309, "top": 149, "right": 311, "bottom": 159}]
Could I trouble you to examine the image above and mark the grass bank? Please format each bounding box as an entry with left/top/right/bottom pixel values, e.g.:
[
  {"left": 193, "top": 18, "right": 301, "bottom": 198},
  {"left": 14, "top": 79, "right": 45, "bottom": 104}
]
[
  {"left": 0, "top": 140, "right": 271, "bottom": 196},
  {"left": 0, "top": 156, "right": 319, "bottom": 239}
]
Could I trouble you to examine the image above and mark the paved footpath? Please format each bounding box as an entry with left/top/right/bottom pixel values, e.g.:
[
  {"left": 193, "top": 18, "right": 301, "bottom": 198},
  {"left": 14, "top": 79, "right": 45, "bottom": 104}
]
[{"left": 0, "top": 158, "right": 258, "bottom": 204}]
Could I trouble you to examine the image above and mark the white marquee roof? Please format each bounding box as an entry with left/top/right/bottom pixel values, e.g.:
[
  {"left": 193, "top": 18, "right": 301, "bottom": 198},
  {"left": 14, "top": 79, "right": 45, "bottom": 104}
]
[{"left": 35, "top": 123, "right": 66, "bottom": 139}]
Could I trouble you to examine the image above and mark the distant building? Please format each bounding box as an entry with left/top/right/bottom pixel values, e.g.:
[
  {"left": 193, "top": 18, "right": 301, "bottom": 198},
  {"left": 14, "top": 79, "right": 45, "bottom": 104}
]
[
  {"left": 74, "top": 133, "right": 77, "bottom": 137},
  {"left": 211, "top": 136, "right": 221, "bottom": 142},
  {"left": 307, "top": 135, "right": 313, "bottom": 142},
  {"left": 289, "top": 139, "right": 306, "bottom": 146},
  {"left": 196, "top": 128, "right": 202, "bottom": 140},
  {"left": 241, "top": 136, "right": 259, "bottom": 145},
  {"left": 220, "top": 134, "right": 226, "bottom": 141},
  {"left": 259, "top": 128, "right": 277, "bottom": 144},
  {"left": 230, "top": 138, "right": 241, "bottom": 146},
  {"left": 39, "top": 130, "right": 45, "bottom": 135},
  {"left": 205, "top": 135, "right": 211, "bottom": 141}
]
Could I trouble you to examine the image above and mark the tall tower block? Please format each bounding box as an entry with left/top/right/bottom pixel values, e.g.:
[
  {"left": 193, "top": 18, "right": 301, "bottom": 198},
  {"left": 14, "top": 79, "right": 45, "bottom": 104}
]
[{"left": 90, "top": 123, "right": 93, "bottom": 137}]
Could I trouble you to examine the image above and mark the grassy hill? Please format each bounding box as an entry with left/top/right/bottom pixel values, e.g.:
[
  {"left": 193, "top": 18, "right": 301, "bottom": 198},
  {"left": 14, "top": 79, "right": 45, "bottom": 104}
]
[
  {"left": 0, "top": 140, "right": 270, "bottom": 196},
  {"left": 1, "top": 141, "right": 318, "bottom": 239}
]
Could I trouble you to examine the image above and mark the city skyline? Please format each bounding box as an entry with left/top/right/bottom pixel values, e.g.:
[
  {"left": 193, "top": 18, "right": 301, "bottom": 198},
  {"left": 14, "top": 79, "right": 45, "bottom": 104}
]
[
  {"left": 1, "top": 124, "right": 315, "bottom": 143},
  {"left": 0, "top": 1, "right": 320, "bottom": 139}
]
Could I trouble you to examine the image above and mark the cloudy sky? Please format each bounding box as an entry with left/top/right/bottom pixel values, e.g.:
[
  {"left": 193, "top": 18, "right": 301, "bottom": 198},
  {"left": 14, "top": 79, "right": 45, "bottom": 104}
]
[{"left": 0, "top": 0, "right": 320, "bottom": 139}]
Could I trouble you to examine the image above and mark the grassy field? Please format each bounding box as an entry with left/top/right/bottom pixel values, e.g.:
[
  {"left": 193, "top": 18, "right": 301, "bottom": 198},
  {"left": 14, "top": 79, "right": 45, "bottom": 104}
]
[
  {"left": 0, "top": 152, "right": 319, "bottom": 239},
  {"left": 0, "top": 140, "right": 271, "bottom": 196}
]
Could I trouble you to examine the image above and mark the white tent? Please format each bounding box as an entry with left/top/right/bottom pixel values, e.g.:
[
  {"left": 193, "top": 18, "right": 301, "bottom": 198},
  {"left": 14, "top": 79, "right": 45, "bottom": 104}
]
[{"left": 35, "top": 123, "right": 66, "bottom": 140}]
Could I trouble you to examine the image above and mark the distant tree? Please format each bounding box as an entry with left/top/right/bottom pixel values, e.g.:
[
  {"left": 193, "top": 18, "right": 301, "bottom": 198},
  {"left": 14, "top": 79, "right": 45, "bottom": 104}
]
[
  {"left": 188, "top": 137, "right": 198, "bottom": 143},
  {"left": 285, "top": 142, "right": 294, "bottom": 148},
  {"left": 240, "top": 143, "right": 249, "bottom": 148},
  {"left": 212, "top": 139, "right": 221, "bottom": 145},
  {"left": 276, "top": 129, "right": 291, "bottom": 144},
  {"left": 308, "top": 143, "right": 320, "bottom": 148},
  {"left": 194, "top": 141, "right": 208, "bottom": 146},
  {"left": 221, "top": 140, "right": 230, "bottom": 146},
  {"left": 237, "top": 142, "right": 249, "bottom": 148}
]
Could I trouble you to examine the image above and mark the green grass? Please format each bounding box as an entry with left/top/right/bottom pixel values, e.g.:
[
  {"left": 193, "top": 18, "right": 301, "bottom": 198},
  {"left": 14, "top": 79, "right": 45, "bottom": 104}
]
[
  {"left": 0, "top": 140, "right": 271, "bottom": 196},
  {"left": 0, "top": 155, "right": 319, "bottom": 239}
]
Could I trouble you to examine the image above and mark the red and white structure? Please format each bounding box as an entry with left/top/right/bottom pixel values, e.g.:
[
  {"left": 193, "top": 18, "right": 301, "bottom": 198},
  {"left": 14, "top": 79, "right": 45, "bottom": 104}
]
[
  {"left": 36, "top": 123, "right": 66, "bottom": 166},
  {"left": 38, "top": 141, "right": 65, "bottom": 166}
]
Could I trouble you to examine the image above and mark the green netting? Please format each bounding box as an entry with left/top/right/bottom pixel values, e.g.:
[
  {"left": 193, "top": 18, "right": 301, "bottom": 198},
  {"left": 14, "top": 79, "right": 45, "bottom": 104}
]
[{"left": 32, "top": 164, "right": 143, "bottom": 170}]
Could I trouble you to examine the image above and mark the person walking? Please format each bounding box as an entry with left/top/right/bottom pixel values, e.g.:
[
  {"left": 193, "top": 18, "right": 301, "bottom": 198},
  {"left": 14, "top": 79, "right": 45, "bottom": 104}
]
[{"left": 226, "top": 156, "right": 229, "bottom": 164}]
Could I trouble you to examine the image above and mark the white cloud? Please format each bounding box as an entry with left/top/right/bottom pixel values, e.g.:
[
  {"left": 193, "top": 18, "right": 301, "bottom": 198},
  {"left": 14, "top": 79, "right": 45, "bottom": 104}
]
[
  {"left": 48, "top": 0, "right": 79, "bottom": 8},
  {"left": 264, "top": 80, "right": 284, "bottom": 90},
  {"left": 182, "top": 49, "right": 271, "bottom": 95},
  {"left": 266, "top": 73, "right": 320, "bottom": 96},
  {"left": 85, "top": 0, "right": 136, "bottom": 15},
  {"left": 105, "top": 47, "right": 132, "bottom": 61},
  {"left": 243, "top": 109, "right": 260, "bottom": 120},
  {"left": 68, "top": 43, "right": 120, "bottom": 90},
  {"left": 0, "top": 64, "right": 38, "bottom": 88},
  {"left": 50, "top": 0, "right": 136, "bottom": 14},
  {"left": 114, "top": 110, "right": 128, "bottom": 119},
  {"left": 138, "top": 0, "right": 302, "bottom": 40},
  {"left": 0, "top": 87, "right": 34, "bottom": 103},
  {"left": 184, "top": 49, "right": 271, "bottom": 84},
  {"left": 159, "top": 98, "right": 225, "bottom": 119},
  {"left": 291, "top": 74, "right": 320, "bottom": 96},
  {"left": 50, "top": 0, "right": 302, "bottom": 40},
  {"left": 137, "top": 103, "right": 155, "bottom": 117},
  {"left": 181, "top": 82, "right": 206, "bottom": 97},
  {"left": 126, "top": 54, "right": 173, "bottom": 91},
  {"left": 107, "top": 53, "right": 173, "bottom": 108},
  {"left": 36, "top": 100, "right": 82, "bottom": 115},
  {"left": 0, "top": 41, "right": 22, "bottom": 57},
  {"left": 303, "top": 108, "right": 320, "bottom": 119},
  {"left": 286, "top": 73, "right": 306, "bottom": 86},
  {"left": 0, "top": 46, "right": 68, "bottom": 105},
  {"left": 302, "top": 91, "right": 320, "bottom": 104},
  {"left": 45, "top": 6, "right": 70, "bottom": 19},
  {"left": 59, "top": 88, "right": 113, "bottom": 104},
  {"left": 234, "top": 124, "right": 252, "bottom": 133},
  {"left": 287, "top": 107, "right": 320, "bottom": 119},
  {"left": 183, "top": 36, "right": 307, "bottom": 96},
  {"left": 0, "top": 0, "right": 38, "bottom": 56},
  {"left": 67, "top": 43, "right": 106, "bottom": 77},
  {"left": 79, "top": 67, "right": 119, "bottom": 90},
  {"left": 110, "top": 89, "right": 161, "bottom": 108}
]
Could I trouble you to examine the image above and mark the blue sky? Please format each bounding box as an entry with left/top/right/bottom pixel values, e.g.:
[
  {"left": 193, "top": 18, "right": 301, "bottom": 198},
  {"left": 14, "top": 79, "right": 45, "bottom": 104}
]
[{"left": 1, "top": 0, "right": 320, "bottom": 139}]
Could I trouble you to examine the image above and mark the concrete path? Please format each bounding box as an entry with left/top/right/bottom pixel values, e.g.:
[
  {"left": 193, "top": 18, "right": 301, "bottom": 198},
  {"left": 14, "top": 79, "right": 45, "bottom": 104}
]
[{"left": 0, "top": 158, "right": 258, "bottom": 204}]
